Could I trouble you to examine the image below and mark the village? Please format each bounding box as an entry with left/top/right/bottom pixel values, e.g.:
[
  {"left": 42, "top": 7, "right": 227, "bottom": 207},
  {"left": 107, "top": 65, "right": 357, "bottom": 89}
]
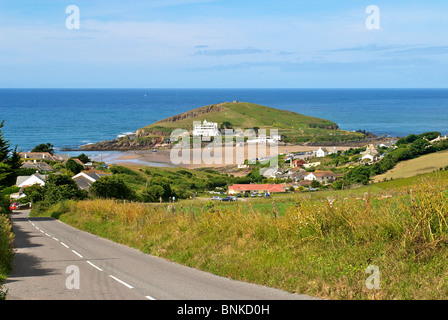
[
  {"left": 8, "top": 118, "right": 448, "bottom": 206},
  {"left": 8, "top": 140, "right": 392, "bottom": 204}
]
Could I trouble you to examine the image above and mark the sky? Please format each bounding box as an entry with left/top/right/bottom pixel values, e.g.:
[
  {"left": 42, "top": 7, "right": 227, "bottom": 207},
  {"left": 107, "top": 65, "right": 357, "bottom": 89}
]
[{"left": 0, "top": 0, "right": 447, "bottom": 88}]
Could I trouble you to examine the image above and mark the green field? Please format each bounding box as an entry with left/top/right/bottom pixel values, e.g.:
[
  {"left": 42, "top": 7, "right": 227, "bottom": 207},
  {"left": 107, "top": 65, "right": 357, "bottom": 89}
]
[{"left": 374, "top": 150, "right": 448, "bottom": 182}]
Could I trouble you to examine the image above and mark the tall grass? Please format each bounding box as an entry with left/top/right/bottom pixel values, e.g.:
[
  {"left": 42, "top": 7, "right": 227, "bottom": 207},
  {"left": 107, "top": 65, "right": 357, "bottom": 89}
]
[
  {"left": 34, "top": 175, "right": 448, "bottom": 299},
  {"left": 0, "top": 214, "right": 14, "bottom": 300}
]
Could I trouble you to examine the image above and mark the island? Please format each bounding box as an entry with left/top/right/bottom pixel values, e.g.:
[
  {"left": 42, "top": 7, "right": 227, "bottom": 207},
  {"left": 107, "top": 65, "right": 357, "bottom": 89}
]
[{"left": 81, "top": 101, "right": 386, "bottom": 152}]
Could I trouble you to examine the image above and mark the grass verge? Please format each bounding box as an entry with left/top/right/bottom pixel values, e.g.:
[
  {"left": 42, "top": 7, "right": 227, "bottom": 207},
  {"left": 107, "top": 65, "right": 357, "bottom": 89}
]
[{"left": 0, "top": 214, "right": 14, "bottom": 300}]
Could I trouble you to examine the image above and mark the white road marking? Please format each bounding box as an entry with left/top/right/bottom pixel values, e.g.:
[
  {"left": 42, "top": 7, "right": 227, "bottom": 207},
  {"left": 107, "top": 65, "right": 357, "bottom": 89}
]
[
  {"left": 72, "top": 250, "right": 83, "bottom": 258},
  {"left": 86, "top": 261, "right": 103, "bottom": 271},
  {"left": 27, "top": 214, "right": 157, "bottom": 301},
  {"left": 109, "top": 275, "right": 134, "bottom": 289}
]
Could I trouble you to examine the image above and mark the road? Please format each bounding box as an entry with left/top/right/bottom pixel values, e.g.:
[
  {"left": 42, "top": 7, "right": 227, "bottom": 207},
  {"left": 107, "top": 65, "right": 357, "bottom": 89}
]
[{"left": 6, "top": 209, "right": 316, "bottom": 300}]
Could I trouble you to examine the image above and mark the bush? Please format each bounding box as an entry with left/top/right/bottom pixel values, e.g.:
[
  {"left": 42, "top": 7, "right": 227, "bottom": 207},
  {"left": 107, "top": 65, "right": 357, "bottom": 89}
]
[
  {"left": 65, "top": 159, "right": 84, "bottom": 175},
  {"left": 110, "top": 166, "right": 139, "bottom": 176},
  {"left": 0, "top": 213, "right": 14, "bottom": 300},
  {"left": 43, "top": 174, "right": 88, "bottom": 205},
  {"left": 90, "top": 175, "right": 135, "bottom": 200},
  {"left": 343, "top": 165, "right": 371, "bottom": 185}
]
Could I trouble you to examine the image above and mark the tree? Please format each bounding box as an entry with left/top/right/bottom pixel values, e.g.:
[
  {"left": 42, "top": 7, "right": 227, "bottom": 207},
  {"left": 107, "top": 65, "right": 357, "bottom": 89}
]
[
  {"left": 144, "top": 185, "right": 165, "bottom": 202},
  {"left": 146, "top": 177, "right": 174, "bottom": 201},
  {"left": 310, "top": 180, "right": 321, "bottom": 188},
  {"left": 344, "top": 165, "right": 371, "bottom": 185},
  {"left": 32, "top": 143, "right": 54, "bottom": 155},
  {"left": 90, "top": 175, "right": 134, "bottom": 200},
  {"left": 7, "top": 146, "right": 22, "bottom": 170},
  {"left": 43, "top": 174, "right": 87, "bottom": 205},
  {"left": 410, "top": 138, "right": 431, "bottom": 155},
  {"left": 23, "top": 184, "right": 45, "bottom": 203},
  {"left": 220, "top": 121, "right": 233, "bottom": 130},
  {"left": 65, "top": 159, "right": 84, "bottom": 175},
  {"left": 0, "top": 120, "right": 11, "bottom": 162},
  {"left": 0, "top": 163, "right": 12, "bottom": 187},
  {"left": 77, "top": 153, "right": 91, "bottom": 164}
]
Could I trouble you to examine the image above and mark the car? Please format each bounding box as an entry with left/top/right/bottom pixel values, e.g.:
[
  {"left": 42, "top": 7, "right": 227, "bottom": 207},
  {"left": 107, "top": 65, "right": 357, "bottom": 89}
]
[
  {"left": 9, "top": 203, "right": 18, "bottom": 210},
  {"left": 221, "top": 196, "right": 236, "bottom": 202},
  {"left": 257, "top": 193, "right": 263, "bottom": 197},
  {"left": 210, "top": 196, "right": 222, "bottom": 201}
]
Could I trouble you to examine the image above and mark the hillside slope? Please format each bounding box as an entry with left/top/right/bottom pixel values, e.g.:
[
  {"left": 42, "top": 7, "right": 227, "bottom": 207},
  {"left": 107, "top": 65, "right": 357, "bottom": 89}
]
[
  {"left": 373, "top": 150, "right": 448, "bottom": 182},
  {"left": 82, "top": 101, "right": 366, "bottom": 151}
]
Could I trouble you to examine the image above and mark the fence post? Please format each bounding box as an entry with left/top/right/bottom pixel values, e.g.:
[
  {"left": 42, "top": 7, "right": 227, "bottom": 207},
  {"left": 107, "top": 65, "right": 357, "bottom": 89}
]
[{"left": 272, "top": 198, "right": 279, "bottom": 219}]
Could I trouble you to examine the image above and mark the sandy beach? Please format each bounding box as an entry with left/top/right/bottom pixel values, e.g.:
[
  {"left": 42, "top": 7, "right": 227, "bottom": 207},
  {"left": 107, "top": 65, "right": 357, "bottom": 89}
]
[{"left": 99, "top": 145, "right": 352, "bottom": 169}]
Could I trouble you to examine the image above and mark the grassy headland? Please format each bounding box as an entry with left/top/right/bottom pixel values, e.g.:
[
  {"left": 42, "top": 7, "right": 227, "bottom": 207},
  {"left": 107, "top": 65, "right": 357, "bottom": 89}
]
[
  {"left": 31, "top": 170, "right": 448, "bottom": 300},
  {"left": 81, "top": 102, "right": 367, "bottom": 150}
]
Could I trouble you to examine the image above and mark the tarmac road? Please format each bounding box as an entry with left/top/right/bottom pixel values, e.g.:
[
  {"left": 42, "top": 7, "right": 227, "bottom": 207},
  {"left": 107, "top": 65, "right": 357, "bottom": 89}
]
[{"left": 6, "top": 209, "right": 316, "bottom": 300}]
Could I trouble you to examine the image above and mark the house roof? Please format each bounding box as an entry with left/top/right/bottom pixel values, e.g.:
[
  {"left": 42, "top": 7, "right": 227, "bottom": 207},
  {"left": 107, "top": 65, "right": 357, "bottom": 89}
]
[
  {"left": 72, "top": 175, "right": 94, "bottom": 191},
  {"left": 228, "top": 184, "right": 284, "bottom": 193},
  {"left": 291, "top": 171, "right": 307, "bottom": 179},
  {"left": 19, "top": 152, "right": 56, "bottom": 162},
  {"left": 21, "top": 161, "right": 54, "bottom": 172},
  {"left": 16, "top": 173, "right": 47, "bottom": 187},
  {"left": 72, "top": 170, "right": 111, "bottom": 191},
  {"left": 72, "top": 169, "right": 111, "bottom": 182},
  {"left": 84, "top": 169, "right": 111, "bottom": 180},
  {"left": 62, "top": 158, "right": 85, "bottom": 166},
  {"left": 306, "top": 171, "right": 336, "bottom": 178}
]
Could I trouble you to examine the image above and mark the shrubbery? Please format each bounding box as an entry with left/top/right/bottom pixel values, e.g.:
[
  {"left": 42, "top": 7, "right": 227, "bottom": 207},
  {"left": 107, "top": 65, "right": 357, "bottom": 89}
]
[
  {"left": 0, "top": 207, "right": 14, "bottom": 300},
  {"left": 343, "top": 132, "right": 448, "bottom": 186},
  {"left": 90, "top": 175, "right": 135, "bottom": 200}
]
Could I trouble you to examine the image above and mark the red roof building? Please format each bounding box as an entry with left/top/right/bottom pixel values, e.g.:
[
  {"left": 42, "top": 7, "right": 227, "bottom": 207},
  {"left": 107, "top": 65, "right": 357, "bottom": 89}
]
[
  {"left": 290, "top": 159, "right": 306, "bottom": 168},
  {"left": 228, "top": 184, "right": 285, "bottom": 194}
]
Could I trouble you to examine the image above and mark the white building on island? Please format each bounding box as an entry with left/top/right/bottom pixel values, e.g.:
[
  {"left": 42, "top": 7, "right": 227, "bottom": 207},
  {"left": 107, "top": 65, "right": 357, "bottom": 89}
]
[{"left": 192, "top": 120, "right": 220, "bottom": 137}]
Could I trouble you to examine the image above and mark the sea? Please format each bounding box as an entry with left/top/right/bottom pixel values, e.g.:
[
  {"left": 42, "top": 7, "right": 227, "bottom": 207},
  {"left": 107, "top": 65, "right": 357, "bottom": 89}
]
[{"left": 0, "top": 88, "right": 447, "bottom": 158}]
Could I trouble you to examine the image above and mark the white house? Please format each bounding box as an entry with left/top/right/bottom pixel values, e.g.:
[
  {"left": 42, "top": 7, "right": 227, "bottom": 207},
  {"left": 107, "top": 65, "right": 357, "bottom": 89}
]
[
  {"left": 361, "top": 153, "right": 378, "bottom": 162},
  {"left": 16, "top": 173, "right": 47, "bottom": 188},
  {"left": 192, "top": 120, "right": 220, "bottom": 137},
  {"left": 303, "top": 161, "right": 321, "bottom": 169},
  {"left": 430, "top": 135, "right": 448, "bottom": 144},
  {"left": 361, "top": 144, "right": 379, "bottom": 162},
  {"left": 72, "top": 169, "right": 112, "bottom": 191},
  {"left": 247, "top": 136, "right": 279, "bottom": 144},
  {"left": 315, "top": 147, "right": 337, "bottom": 158},
  {"left": 304, "top": 171, "right": 336, "bottom": 183}
]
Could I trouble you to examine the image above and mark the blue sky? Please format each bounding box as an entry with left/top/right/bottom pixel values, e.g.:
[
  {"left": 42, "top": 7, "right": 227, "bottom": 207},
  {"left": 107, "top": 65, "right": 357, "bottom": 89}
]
[{"left": 0, "top": 0, "right": 447, "bottom": 88}]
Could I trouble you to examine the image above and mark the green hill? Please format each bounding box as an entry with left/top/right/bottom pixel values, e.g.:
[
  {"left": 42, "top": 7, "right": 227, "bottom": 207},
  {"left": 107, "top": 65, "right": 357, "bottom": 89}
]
[
  {"left": 82, "top": 101, "right": 366, "bottom": 150},
  {"left": 137, "top": 101, "right": 363, "bottom": 142}
]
